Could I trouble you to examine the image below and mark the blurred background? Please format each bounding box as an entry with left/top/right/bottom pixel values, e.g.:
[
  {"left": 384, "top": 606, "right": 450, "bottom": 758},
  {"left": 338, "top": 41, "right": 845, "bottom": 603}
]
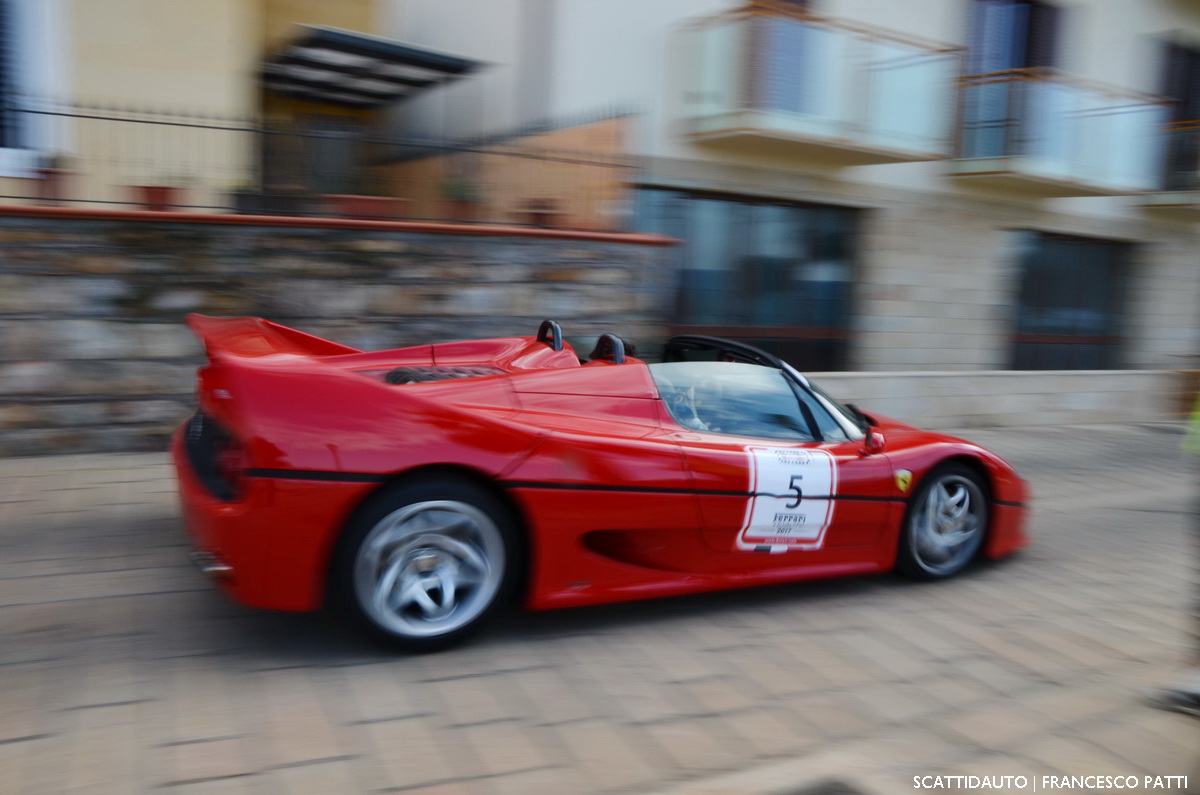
[
  {"left": 2, "top": 4, "right": 1199, "bottom": 794},
  {"left": 0, "top": 0, "right": 1198, "bottom": 454}
]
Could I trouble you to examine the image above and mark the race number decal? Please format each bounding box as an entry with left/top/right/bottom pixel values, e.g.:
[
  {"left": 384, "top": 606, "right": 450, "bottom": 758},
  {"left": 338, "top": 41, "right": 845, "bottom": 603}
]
[{"left": 736, "top": 447, "right": 837, "bottom": 553}]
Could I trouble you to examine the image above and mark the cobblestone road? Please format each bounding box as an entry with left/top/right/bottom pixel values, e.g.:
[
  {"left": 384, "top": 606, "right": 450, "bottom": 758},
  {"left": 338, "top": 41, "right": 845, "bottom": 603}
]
[{"left": 1, "top": 424, "right": 1197, "bottom": 794}]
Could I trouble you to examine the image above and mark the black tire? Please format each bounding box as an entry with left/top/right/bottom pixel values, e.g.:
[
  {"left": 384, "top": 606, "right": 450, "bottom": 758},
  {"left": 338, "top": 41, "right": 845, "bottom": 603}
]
[
  {"left": 332, "top": 476, "right": 520, "bottom": 652},
  {"left": 896, "top": 463, "right": 988, "bottom": 580}
]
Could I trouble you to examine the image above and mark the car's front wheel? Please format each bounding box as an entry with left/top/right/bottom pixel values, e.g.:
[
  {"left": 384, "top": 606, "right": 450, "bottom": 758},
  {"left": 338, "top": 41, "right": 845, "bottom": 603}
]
[
  {"left": 896, "top": 463, "right": 988, "bottom": 579},
  {"left": 334, "top": 477, "right": 519, "bottom": 651}
]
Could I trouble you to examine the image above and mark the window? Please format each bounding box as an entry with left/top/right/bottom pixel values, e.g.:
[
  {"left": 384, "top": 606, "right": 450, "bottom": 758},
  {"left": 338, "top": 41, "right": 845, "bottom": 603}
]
[
  {"left": 968, "top": 0, "right": 1060, "bottom": 74},
  {"left": 962, "top": 0, "right": 1062, "bottom": 159},
  {"left": 650, "top": 361, "right": 819, "bottom": 441},
  {"left": 0, "top": 1, "right": 16, "bottom": 149},
  {"left": 742, "top": 10, "right": 840, "bottom": 122},
  {"left": 1011, "top": 232, "right": 1130, "bottom": 370},
  {"left": 0, "top": 0, "right": 69, "bottom": 177},
  {"left": 1161, "top": 42, "right": 1200, "bottom": 120},
  {"left": 1159, "top": 41, "right": 1200, "bottom": 191},
  {"left": 636, "top": 188, "right": 857, "bottom": 370}
]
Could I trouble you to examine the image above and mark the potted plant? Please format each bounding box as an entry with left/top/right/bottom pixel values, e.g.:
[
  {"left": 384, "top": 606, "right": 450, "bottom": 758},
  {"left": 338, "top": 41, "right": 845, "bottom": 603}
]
[
  {"left": 132, "top": 174, "right": 193, "bottom": 212},
  {"left": 439, "top": 174, "right": 482, "bottom": 221},
  {"left": 523, "top": 197, "right": 566, "bottom": 227},
  {"left": 35, "top": 152, "right": 73, "bottom": 206}
]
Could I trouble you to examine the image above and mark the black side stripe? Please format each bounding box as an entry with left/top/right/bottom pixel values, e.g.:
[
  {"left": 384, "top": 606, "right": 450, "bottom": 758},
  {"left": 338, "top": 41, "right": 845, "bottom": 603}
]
[
  {"left": 246, "top": 468, "right": 388, "bottom": 483},
  {"left": 502, "top": 480, "right": 748, "bottom": 497},
  {"left": 500, "top": 480, "right": 903, "bottom": 503},
  {"left": 242, "top": 471, "right": 1026, "bottom": 508}
]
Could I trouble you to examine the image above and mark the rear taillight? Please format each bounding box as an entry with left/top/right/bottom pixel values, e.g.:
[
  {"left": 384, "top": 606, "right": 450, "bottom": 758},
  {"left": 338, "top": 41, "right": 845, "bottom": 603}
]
[
  {"left": 214, "top": 438, "right": 247, "bottom": 497},
  {"left": 184, "top": 412, "right": 247, "bottom": 502}
]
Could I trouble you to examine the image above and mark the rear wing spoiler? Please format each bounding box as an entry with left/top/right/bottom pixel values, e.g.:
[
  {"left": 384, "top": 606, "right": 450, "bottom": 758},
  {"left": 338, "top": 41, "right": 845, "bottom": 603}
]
[{"left": 186, "top": 314, "right": 361, "bottom": 359}]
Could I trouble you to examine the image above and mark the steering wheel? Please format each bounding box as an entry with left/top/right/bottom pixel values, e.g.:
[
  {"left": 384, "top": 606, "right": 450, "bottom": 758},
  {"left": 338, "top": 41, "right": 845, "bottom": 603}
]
[
  {"left": 669, "top": 385, "right": 709, "bottom": 431},
  {"left": 665, "top": 376, "right": 726, "bottom": 433},
  {"left": 536, "top": 319, "right": 563, "bottom": 351}
]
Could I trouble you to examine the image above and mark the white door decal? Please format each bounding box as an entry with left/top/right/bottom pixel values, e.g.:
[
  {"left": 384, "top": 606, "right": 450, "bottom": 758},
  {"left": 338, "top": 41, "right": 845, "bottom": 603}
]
[{"left": 737, "top": 447, "right": 837, "bottom": 553}]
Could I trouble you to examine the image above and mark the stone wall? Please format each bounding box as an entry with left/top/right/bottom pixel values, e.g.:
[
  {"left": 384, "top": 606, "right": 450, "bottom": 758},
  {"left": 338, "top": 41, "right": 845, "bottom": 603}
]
[
  {"left": 0, "top": 211, "right": 675, "bottom": 456},
  {"left": 812, "top": 370, "right": 1184, "bottom": 430},
  {"left": 0, "top": 209, "right": 1187, "bottom": 458}
]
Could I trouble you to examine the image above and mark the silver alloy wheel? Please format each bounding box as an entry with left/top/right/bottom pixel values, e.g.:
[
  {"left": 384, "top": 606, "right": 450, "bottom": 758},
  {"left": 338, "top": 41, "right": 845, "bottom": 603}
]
[
  {"left": 908, "top": 473, "right": 985, "bottom": 576},
  {"left": 353, "top": 500, "right": 505, "bottom": 639}
]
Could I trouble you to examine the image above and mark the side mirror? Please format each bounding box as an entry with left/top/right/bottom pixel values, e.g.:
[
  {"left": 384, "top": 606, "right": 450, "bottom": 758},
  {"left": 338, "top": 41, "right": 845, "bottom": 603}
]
[{"left": 863, "top": 428, "right": 886, "bottom": 455}]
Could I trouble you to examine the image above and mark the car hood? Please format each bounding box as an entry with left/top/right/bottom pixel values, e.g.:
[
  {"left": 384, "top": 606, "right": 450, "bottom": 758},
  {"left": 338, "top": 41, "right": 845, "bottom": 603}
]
[{"left": 863, "top": 410, "right": 991, "bottom": 455}]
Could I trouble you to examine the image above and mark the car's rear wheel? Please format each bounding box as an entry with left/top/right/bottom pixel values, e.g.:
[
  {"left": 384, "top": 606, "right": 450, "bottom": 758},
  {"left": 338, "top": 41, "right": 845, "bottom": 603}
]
[
  {"left": 896, "top": 463, "right": 987, "bottom": 579},
  {"left": 334, "top": 477, "right": 519, "bottom": 651}
]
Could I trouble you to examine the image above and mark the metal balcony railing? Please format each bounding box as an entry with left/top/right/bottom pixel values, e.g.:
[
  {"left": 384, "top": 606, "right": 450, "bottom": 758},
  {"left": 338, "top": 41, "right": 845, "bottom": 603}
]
[
  {"left": 680, "top": 4, "right": 962, "bottom": 162},
  {"left": 0, "top": 99, "right": 639, "bottom": 231},
  {"left": 956, "top": 69, "right": 1170, "bottom": 194}
]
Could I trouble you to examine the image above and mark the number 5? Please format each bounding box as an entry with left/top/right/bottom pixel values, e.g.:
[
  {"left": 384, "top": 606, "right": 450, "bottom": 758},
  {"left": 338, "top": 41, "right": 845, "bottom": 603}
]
[{"left": 787, "top": 475, "right": 803, "bottom": 508}]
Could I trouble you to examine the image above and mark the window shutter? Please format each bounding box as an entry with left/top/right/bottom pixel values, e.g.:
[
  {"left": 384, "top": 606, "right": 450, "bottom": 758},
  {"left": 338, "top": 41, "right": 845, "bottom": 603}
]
[
  {"left": 0, "top": 0, "right": 14, "bottom": 149},
  {"left": 1026, "top": 1, "right": 1060, "bottom": 69},
  {"left": 1186, "top": 49, "right": 1200, "bottom": 120},
  {"left": 1159, "top": 40, "right": 1200, "bottom": 121},
  {"left": 745, "top": 16, "right": 767, "bottom": 110},
  {"left": 970, "top": 0, "right": 1020, "bottom": 74},
  {"left": 1161, "top": 41, "right": 1188, "bottom": 122}
]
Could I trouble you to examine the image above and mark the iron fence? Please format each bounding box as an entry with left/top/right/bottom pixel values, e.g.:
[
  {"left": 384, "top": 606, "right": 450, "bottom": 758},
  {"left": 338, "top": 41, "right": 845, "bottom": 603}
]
[{"left": 0, "top": 99, "right": 640, "bottom": 231}]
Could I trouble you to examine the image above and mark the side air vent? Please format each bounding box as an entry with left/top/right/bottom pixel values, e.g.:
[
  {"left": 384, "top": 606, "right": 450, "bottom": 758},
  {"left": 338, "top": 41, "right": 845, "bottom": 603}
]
[{"left": 385, "top": 365, "right": 505, "bottom": 384}]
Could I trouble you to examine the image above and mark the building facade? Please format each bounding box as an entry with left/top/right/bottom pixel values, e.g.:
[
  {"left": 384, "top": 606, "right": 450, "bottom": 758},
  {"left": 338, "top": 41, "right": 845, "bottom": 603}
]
[
  {"left": 0, "top": 0, "right": 490, "bottom": 215},
  {"left": 389, "top": 0, "right": 1200, "bottom": 374}
]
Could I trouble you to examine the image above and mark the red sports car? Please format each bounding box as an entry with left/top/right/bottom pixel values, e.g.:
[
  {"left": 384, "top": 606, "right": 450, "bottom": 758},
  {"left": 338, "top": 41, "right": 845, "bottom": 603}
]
[{"left": 173, "top": 316, "right": 1029, "bottom": 650}]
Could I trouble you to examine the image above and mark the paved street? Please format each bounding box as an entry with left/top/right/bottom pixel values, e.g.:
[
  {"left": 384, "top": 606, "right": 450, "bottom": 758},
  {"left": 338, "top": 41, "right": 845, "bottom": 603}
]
[{"left": 1, "top": 423, "right": 1198, "bottom": 794}]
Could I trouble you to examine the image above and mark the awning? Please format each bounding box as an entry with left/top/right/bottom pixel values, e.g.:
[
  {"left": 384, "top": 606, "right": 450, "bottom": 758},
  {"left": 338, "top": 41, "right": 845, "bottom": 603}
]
[{"left": 261, "top": 26, "right": 481, "bottom": 109}]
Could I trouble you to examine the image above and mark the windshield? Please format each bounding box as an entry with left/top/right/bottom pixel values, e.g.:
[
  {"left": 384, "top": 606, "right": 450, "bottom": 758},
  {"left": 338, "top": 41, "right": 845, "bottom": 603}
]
[
  {"left": 650, "top": 361, "right": 853, "bottom": 442},
  {"left": 803, "top": 377, "right": 868, "bottom": 438}
]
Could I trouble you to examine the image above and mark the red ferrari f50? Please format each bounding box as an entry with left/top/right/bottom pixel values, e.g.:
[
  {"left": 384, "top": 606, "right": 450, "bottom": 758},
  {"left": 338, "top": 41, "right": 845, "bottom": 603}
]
[{"left": 173, "top": 316, "right": 1028, "bottom": 650}]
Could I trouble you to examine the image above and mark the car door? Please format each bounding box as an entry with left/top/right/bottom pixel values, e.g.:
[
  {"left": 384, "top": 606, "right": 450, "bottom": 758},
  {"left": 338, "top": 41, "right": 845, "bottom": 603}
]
[
  {"left": 650, "top": 344, "right": 900, "bottom": 569},
  {"left": 675, "top": 432, "right": 897, "bottom": 561}
]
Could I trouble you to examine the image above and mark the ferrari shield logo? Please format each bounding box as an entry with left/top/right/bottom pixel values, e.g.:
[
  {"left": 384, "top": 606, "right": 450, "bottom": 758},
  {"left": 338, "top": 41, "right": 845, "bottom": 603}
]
[{"left": 895, "top": 470, "right": 913, "bottom": 493}]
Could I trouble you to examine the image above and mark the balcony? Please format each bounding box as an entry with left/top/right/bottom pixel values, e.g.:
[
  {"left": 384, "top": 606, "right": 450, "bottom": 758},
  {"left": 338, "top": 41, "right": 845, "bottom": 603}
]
[
  {"left": 1138, "top": 122, "right": 1200, "bottom": 218},
  {"left": 0, "top": 99, "right": 637, "bottom": 231},
  {"left": 953, "top": 69, "right": 1169, "bottom": 196},
  {"left": 678, "top": 6, "right": 962, "bottom": 165}
]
